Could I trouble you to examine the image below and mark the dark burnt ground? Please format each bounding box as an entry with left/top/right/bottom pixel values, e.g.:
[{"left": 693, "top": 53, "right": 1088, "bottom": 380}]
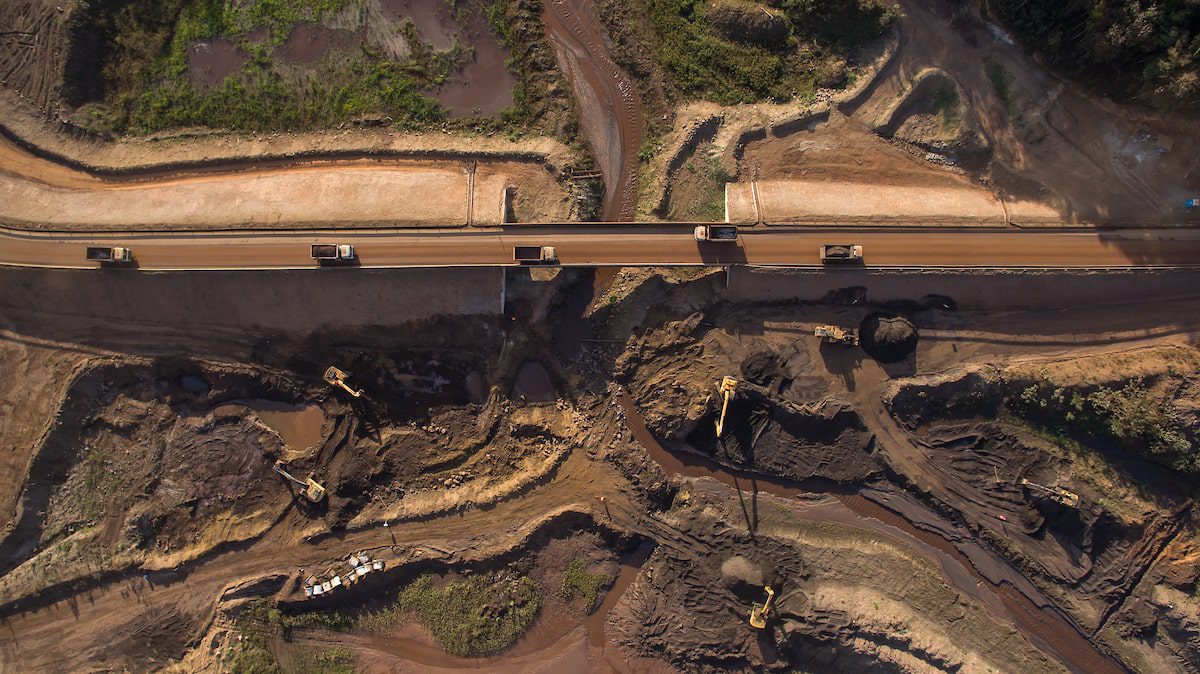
[{"left": 686, "top": 388, "right": 879, "bottom": 484}]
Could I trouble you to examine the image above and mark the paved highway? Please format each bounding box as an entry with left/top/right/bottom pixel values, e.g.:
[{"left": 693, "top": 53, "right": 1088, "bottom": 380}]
[{"left": 2, "top": 225, "right": 1199, "bottom": 270}]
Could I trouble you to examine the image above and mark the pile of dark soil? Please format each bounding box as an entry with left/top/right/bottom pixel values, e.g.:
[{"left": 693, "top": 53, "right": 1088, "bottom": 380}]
[
  {"left": 860, "top": 312, "right": 918, "bottom": 363},
  {"left": 685, "top": 388, "right": 877, "bottom": 482},
  {"left": 740, "top": 351, "right": 781, "bottom": 386}
]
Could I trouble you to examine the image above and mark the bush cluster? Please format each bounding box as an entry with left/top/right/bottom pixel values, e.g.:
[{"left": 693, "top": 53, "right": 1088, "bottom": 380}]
[
  {"left": 1008, "top": 377, "right": 1196, "bottom": 473},
  {"left": 992, "top": 0, "right": 1200, "bottom": 107}
]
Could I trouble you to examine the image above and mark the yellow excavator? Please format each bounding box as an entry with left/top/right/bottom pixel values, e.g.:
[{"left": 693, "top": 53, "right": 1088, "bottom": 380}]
[
  {"left": 749, "top": 585, "right": 775, "bottom": 629},
  {"left": 714, "top": 376, "right": 738, "bottom": 437},
  {"left": 323, "top": 366, "right": 363, "bottom": 398},
  {"left": 274, "top": 460, "right": 327, "bottom": 503},
  {"left": 1019, "top": 478, "right": 1080, "bottom": 508}
]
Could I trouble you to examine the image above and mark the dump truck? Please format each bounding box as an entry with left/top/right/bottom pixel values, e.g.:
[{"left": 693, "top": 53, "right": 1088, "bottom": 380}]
[
  {"left": 815, "top": 325, "right": 859, "bottom": 346},
  {"left": 86, "top": 246, "right": 132, "bottom": 264},
  {"left": 311, "top": 244, "right": 355, "bottom": 261},
  {"left": 514, "top": 246, "right": 558, "bottom": 265},
  {"left": 694, "top": 224, "right": 738, "bottom": 242},
  {"left": 820, "top": 244, "right": 863, "bottom": 263}
]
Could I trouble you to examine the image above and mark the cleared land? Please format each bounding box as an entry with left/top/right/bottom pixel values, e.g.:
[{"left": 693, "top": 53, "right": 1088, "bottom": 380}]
[{"left": 1, "top": 266, "right": 1199, "bottom": 672}]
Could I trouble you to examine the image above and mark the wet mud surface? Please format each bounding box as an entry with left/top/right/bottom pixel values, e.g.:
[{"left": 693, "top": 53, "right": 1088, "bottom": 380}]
[
  {"left": 187, "top": 38, "right": 248, "bottom": 89},
  {"left": 542, "top": 0, "right": 644, "bottom": 219}
]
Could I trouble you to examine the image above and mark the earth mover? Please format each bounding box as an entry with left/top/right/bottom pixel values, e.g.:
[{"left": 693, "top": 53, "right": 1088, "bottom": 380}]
[
  {"left": 311, "top": 244, "right": 355, "bottom": 262},
  {"left": 1020, "top": 478, "right": 1080, "bottom": 508},
  {"left": 820, "top": 244, "right": 864, "bottom": 263},
  {"left": 273, "top": 461, "right": 327, "bottom": 503},
  {"left": 514, "top": 246, "right": 558, "bottom": 265},
  {"left": 749, "top": 586, "right": 776, "bottom": 629},
  {"left": 815, "top": 325, "right": 859, "bottom": 346},
  {"left": 86, "top": 246, "right": 133, "bottom": 264},
  {"left": 694, "top": 224, "right": 739, "bottom": 242},
  {"left": 714, "top": 376, "right": 739, "bottom": 437},
  {"left": 324, "top": 366, "right": 363, "bottom": 398}
]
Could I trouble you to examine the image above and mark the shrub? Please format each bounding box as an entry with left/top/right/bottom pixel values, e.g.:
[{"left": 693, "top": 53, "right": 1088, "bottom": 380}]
[{"left": 560, "top": 558, "right": 614, "bottom": 610}]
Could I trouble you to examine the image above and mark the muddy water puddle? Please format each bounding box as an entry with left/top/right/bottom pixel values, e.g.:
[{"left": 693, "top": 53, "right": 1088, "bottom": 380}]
[
  {"left": 380, "top": 0, "right": 457, "bottom": 49},
  {"left": 614, "top": 391, "right": 1128, "bottom": 674},
  {"left": 433, "top": 11, "right": 516, "bottom": 117},
  {"left": 187, "top": 38, "right": 248, "bottom": 89},
  {"left": 216, "top": 400, "right": 325, "bottom": 452}
]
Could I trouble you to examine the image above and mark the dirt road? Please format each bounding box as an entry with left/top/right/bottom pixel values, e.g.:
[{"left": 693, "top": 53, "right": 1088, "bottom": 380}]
[
  {"left": 542, "top": 0, "right": 644, "bottom": 220},
  {"left": 2, "top": 225, "right": 1199, "bottom": 270}
]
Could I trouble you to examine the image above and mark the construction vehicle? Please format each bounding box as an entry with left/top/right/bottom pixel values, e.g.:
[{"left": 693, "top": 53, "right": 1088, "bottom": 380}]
[
  {"left": 86, "top": 246, "right": 133, "bottom": 264},
  {"left": 714, "top": 376, "right": 738, "bottom": 437},
  {"left": 323, "top": 366, "right": 363, "bottom": 398},
  {"left": 748, "top": 586, "right": 775, "bottom": 629},
  {"left": 693, "top": 224, "right": 739, "bottom": 242},
  {"left": 815, "top": 325, "right": 859, "bottom": 346},
  {"left": 514, "top": 245, "right": 558, "bottom": 265},
  {"left": 311, "top": 244, "right": 355, "bottom": 262},
  {"left": 820, "top": 244, "right": 863, "bottom": 264},
  {"left": 1020, "top": 478, "right": 1080, "bottom": 508},
  {"left": 274, "top": 460, "right": 327, "bottom": 503}
]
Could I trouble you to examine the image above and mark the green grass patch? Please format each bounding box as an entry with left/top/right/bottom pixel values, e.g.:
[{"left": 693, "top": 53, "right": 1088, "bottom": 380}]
[
  {"left": 636, "top": 0, "right": 895, "bottom": 104},
  {"left": 66, "top": 0, "right": 566, "bottom": 137},
  {"left": 1009, "top": 377, "right": 1195, "bottom": 472},
  {"left": 930, "top": 83, "right": 961, "bottom": 131},
  {"left": 284, "top": 572, "right": 540, "bottom": 658},
  {"left": 987, "top": 62, "right": 1013, "bottom": 106},
  {"left": 295, "top": 646, "right": 357, "bottom": 674},
  {"left": 397, "top": 574, "right": 540, "bottom": 657},
  {"left": 560, "top": 558, "right": 614, "bottom": 610}
]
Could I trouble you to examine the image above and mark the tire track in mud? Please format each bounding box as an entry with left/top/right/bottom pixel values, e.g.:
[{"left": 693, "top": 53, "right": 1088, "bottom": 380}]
[{"left": 542, "top": 0, "right": 644, "bottom": 221}]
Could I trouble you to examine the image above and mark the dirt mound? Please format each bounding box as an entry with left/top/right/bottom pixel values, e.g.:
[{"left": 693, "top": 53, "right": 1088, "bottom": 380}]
[
  {"left": 707, "top": 0, "right": 790, "bottom": 49},
  {"left": 686, "top": 388, "right": 877, "bottom": 483},
  {"left": 739, "top": 351, "right": 780, "bottom": 386},
  {"left": 859, "top": 312, "right": 918, "bottom": 363}
]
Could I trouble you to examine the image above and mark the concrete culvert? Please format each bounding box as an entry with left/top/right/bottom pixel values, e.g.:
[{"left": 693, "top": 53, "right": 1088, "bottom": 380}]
[{"left": 859, "top": 312, "right": 919, "bottom": 363}]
